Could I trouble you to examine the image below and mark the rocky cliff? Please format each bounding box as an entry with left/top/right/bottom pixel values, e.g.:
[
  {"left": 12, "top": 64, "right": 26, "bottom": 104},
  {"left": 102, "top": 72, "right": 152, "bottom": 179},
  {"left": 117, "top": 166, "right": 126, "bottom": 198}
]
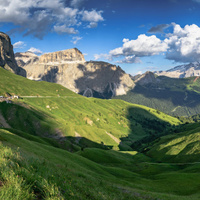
[
  {"left": 16, "top": 49, "right": 134, "bottom": 98},
  {"left": 0, "top": 32, "right": 25, "bottom": 76},
  {"left": 39, "top": 48, "right": 85, "bottom": 63}
]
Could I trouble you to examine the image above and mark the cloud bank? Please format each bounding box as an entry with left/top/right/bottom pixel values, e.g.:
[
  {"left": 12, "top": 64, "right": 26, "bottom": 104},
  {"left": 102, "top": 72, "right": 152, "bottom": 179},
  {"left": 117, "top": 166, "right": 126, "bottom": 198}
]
[
  {"left": 96, "top": 23, "right": 200, "bottom": 64},
  {"left": 165, "top": 23, "right": 200, "bottom": 62},
  {"left": 0, "top": 0, "right": 104, "bottom": 39}
]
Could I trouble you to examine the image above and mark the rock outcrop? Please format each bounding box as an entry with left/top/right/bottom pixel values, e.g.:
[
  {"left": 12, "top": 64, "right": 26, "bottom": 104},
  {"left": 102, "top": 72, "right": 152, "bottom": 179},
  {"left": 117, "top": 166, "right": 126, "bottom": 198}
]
[
  {"left": 135, "top": 71, "right": 160, "bottom": 85},
  {"left": 16, "top": 49, "right": 134, "bottom": 98},
  {"left": 0, "top": 32, "right": 25, "bottom": 76}
]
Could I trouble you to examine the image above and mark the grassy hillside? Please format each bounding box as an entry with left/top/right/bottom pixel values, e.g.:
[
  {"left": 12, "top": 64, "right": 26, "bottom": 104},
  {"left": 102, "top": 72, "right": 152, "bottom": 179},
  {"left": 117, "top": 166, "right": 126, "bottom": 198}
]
[
  {"left": 2, "top": 128, "right": 200, "bottom": 199},
  {"left": 146, "top": 122, "right": 200, "bottom": 163},
  {"left": 114, "top": 75, "right": 200, "bottom": 117},
  {"left": 2, "top": 68, "right": 200, "bottom": 199},
  {"left": 0, "top": 67, "right": 77, "bottom": 97},
  {"left": 0, "top": 68, "right": 180, "bottom": 151}
]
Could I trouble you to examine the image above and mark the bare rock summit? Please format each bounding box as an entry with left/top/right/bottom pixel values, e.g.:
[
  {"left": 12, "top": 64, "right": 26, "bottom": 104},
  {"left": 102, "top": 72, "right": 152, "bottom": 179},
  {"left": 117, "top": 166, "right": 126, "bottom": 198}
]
[
  {"left": 135, "top": 71, "right": 159, "bottom": 85},
  {"left": 0, "top": 32, "right": 25, "bottom": 76},
  {"left": 39, "top": 48, "right": 85, "bottom": 63}
]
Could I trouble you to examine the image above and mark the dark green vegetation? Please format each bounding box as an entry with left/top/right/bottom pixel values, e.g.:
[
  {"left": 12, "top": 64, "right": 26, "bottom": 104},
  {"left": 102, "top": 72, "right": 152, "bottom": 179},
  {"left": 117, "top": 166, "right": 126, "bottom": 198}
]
[
  {"left": 114, "top": 75, "right": 200, "bottom": 117},
  {"left": 1, "top": 67, "right": 200, "bottom": 199}
]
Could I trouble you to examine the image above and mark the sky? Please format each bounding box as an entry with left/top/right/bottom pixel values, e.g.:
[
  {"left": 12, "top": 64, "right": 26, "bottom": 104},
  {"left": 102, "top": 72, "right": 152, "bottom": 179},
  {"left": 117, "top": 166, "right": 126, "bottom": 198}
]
[{"left": 1, "top": 0, "right": 200, "bottom": 75}]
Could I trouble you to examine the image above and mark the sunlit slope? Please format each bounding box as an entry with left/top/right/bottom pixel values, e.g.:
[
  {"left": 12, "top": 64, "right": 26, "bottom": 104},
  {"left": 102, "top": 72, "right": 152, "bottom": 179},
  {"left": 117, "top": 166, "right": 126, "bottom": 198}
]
[
  {"left": 147, "top": 122, "right": 200, "bottom": 163},
  {"left": 0, "top": 67, "right": 180, "bottom": 151},
  {"left": 0, "top": 67, "right": 77, "bottom": 96}
]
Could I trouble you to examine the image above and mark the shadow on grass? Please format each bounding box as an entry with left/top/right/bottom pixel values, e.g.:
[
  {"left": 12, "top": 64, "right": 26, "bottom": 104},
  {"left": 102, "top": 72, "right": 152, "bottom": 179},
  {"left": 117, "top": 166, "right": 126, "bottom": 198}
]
[{"left": 118, "top": 106, "right": 176, "bottom": 152}]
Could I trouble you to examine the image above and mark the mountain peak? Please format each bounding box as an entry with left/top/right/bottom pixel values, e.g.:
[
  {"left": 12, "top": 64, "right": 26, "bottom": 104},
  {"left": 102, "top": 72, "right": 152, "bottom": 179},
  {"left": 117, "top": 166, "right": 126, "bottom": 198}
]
[
  {"left": 39, "top": 48, "right": 85, "bottom": 63},
  {"left": 135, "top": 71, "right": 158, "bottom": 85},
  {"left": 156, "top": 62, "right": 200, "bottom": 78},
  {"left": 0, "top": 32, "right": 26, "bottom": 76}
]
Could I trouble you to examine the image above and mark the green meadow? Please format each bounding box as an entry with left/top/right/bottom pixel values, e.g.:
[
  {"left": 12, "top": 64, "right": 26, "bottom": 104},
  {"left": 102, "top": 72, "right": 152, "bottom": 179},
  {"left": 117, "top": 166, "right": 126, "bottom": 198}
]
[{"left": 1, "top": 67, "right": 200, "bottom": 199}]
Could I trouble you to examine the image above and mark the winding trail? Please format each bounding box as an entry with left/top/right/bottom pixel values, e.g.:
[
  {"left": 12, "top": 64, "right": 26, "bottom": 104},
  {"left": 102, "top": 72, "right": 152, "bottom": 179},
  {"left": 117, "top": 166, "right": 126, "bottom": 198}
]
[
  {"left": 21, "top": 96, "right": 83, "bottom": 98},
  {"left": 105, "top": 131, "right": 121, "bottom": 144}
]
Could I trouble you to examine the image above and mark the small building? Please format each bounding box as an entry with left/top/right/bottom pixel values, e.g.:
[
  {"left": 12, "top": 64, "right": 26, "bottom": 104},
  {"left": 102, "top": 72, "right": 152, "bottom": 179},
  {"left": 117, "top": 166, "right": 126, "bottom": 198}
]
[{"left": 13, "top": 95, "right": 19, "bottom": 99}]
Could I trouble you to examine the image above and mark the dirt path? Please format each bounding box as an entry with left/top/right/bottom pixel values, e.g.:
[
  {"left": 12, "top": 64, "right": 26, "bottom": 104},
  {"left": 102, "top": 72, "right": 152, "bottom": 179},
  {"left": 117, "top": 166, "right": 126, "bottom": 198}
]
[
  {"left": 105, "top": 131, "right": 121, "bottom": 144},
  {"left": 193, "top": 76, "right": 199, "bottom": 83},
  {"left": 171, "top": 106, "right": 181, "bottom": 112},
  {"left": 0, "top": 112, "right": 11, "bottom": 128},
  {"left": 21, "top": 96, "right": 83, "bottom": 98}
]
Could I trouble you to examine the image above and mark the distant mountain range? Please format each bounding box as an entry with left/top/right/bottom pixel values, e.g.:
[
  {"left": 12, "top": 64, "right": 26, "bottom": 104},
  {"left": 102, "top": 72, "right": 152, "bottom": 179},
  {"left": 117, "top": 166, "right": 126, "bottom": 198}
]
[{"left": 156, "top": 62, "right": 200, "bottom": 78}]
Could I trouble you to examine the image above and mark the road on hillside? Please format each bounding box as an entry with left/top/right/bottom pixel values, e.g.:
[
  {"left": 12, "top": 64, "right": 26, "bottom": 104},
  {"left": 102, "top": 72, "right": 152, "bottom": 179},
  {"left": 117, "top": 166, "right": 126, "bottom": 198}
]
[{"left": 20, "top": 96, "right": 83, "bottom": 98}]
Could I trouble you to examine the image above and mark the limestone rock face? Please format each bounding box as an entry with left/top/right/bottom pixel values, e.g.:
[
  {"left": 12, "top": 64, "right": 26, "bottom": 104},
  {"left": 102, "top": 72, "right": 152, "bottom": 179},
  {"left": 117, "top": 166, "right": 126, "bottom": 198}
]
[
  {"left": 0, "top": 32, "right": 20, "bottom": 74},
  {"left": 15, "top": 51, "right": 38, "bottom": 67},
  {"left": 39, "top": 48, "right": 85, "bottom": 63},
  {"left": 17, "top": 48, "right": 134, "bottom": 98}
]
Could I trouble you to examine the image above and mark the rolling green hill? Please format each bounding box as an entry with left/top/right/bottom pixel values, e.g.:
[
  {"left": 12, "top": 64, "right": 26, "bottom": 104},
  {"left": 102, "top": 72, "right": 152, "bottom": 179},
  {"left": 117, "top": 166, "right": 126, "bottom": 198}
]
[
  {"left": 146, "top": 122, "right": 200, "bottom": 163},
  {"left": 114, "top": 75, "right": 200, "bottom": 117},
  {"left": 2, "top": 67, "right": 200, "bottom": 199},
  {"left": 0, "top": 68, "right": 180, "bottom": 151}
]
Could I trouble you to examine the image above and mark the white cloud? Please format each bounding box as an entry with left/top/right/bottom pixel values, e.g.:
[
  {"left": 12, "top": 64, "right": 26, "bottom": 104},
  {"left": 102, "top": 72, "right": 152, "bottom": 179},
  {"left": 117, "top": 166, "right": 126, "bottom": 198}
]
[
  {"left": 13, "top": 41, "right": 26, "bottom": 48},
  {"left": 0, "top": 0, "right": 104, "bottom": 38},
  {"left": 165, "top": 23, "right": 200, "bottom": 62},
  {"left": 87, "top": 22, "right": 98, "bottom": 28},
  {"left": 54, "top": 25, "right": 78, "bottom": 34},
  {"left": 110, "top": 34, "right": 168, "bottom": 58},
  {"left": 117, "top": 56, "right": 142, "bottom": 64},
  {"left": 94, "top": 53, "right": 112, "bottom": 61},
  {"left": 71, "top": 36, "right": 82, "bottom": 44},
  {"left": 102, "top": 23, "right": 200, "bottom": 64},
  {"left": 136, "top": 71, "right": 143, "bottom": 75},
  {"left": 82, "top": 10, "right": 104, "bottom": 22},
  {"left": 28, "top": 47, "right": 42, "bottom": 54}
]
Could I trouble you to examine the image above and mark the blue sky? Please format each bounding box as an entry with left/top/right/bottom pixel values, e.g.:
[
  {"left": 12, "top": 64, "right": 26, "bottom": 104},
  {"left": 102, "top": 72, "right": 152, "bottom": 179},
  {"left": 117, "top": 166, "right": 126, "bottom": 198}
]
[{"left": 1, "top": 0, "right": 200, "bottom": 75}]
